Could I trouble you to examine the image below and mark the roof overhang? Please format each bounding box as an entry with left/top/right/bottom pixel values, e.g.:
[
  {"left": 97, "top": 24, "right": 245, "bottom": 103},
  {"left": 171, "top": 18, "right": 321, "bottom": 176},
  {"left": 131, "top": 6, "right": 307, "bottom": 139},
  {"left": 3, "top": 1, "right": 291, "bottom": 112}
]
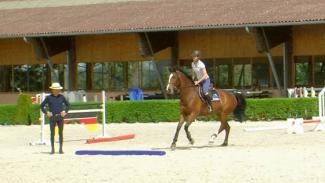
[{"left": 0, "top": 0, "right": 325, "bottom": 38}]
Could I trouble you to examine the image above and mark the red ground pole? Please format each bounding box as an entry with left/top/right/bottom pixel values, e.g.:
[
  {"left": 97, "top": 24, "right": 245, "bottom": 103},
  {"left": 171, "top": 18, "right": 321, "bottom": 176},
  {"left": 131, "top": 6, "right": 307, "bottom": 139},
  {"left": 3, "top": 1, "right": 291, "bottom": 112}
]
[
  {"left": 86, "top": 134, "right": 135, "bottom": 144},
  {"left": 303, "top": 119, "right": 320, "bottom": 123}
]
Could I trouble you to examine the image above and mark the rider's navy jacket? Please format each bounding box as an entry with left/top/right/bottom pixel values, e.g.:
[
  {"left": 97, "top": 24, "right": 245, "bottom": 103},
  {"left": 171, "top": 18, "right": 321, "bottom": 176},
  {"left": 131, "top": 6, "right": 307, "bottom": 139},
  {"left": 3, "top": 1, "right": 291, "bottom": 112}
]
[{"left": 40, "top": 94, "right": 70, "bottom": 115}]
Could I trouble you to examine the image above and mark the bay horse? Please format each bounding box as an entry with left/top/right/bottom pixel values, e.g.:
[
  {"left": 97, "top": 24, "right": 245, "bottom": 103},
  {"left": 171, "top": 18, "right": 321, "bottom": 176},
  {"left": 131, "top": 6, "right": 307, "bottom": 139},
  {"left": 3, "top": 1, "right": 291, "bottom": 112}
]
[{"left": 166, "top": 70, "right": 246, "bottom": 150}]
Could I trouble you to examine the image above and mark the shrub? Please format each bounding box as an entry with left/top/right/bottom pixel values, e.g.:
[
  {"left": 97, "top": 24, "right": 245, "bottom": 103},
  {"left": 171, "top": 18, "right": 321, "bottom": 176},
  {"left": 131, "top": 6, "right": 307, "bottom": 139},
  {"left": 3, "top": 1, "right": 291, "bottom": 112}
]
[{"left": 13, "top": 93, "right": 33, "bottom": 125}]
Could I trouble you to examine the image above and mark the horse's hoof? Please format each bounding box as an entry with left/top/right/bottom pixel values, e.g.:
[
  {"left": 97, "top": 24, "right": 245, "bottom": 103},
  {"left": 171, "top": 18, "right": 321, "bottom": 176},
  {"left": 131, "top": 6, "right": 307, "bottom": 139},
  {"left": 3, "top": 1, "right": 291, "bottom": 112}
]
[
  {"left": 221, "top": 142, "right": 228, "bottom": 146},
  {"left": 209, "top": 134, "right": 217, "bottom": 145},
  {"left": 170, "top": 144, "right": 176, "bottom": 151},
  {"left": 189, "top": 139, "right": 195, "bottom": 145}
]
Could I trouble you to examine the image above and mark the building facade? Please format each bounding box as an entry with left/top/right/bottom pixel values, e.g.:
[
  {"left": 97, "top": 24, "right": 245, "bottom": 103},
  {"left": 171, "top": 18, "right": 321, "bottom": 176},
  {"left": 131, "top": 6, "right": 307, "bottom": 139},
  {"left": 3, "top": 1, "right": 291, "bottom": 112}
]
[{"left": 0, "top": 0, "right": 324, "bottom": 101}]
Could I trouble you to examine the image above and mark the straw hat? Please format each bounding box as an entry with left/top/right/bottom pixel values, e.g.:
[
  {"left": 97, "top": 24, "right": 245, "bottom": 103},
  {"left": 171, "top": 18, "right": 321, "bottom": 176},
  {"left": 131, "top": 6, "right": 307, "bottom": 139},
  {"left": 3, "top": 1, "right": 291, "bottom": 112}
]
[{"left": 49, "top": 82, "right": 63, "bottom": 90}]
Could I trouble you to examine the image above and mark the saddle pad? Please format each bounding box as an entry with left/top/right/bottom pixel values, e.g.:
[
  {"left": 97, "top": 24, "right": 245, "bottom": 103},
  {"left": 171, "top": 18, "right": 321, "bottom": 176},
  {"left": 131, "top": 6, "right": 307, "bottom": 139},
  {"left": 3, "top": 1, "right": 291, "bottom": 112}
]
[
  {"left": 198, "top": 86, "right": 205, "bottom": 102},
  {"left": 198, "top": 86, "right": 220, "bottom": 102},
  {"left": 211, "top": 89, "right": 220, "bottom": 101}
]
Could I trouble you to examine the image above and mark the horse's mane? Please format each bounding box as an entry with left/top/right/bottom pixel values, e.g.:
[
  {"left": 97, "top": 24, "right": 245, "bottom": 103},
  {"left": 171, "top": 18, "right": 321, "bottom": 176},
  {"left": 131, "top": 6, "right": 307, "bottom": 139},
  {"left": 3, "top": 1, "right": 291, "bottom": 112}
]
[{"left": 175, "top": 69, "right": 194, "bottom": 84}]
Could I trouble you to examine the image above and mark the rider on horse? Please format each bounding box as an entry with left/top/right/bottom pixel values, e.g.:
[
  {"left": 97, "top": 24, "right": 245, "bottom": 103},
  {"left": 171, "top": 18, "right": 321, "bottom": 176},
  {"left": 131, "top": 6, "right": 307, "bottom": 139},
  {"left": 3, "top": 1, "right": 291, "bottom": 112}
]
[{"left": 191, "top": 50, "right": 212, "bottom": 112}]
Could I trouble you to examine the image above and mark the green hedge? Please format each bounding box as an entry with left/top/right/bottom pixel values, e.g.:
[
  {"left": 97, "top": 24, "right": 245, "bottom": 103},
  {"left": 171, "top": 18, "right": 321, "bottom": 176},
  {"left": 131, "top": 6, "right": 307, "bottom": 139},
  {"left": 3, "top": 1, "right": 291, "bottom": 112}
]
[
  {"left": 0, "top": 104, "right": 40, "bottom": 125},
  {"left": 0, "top": 98, "right": 319, "bottom": 125},
  {"left": 106, "top": 100, "right": 179, "bottom": 123},
  {"left": 14, "top": 94, "right": 33, "bottom": 125},
  {"left": 0, "top": 105, "right": 18, "bottom": 125},
  {"left": 106, "top": 98, "right": 318, "bottom": 122},
  {"left": 246, "top": 98, "right": 318, "bottom": 121}
]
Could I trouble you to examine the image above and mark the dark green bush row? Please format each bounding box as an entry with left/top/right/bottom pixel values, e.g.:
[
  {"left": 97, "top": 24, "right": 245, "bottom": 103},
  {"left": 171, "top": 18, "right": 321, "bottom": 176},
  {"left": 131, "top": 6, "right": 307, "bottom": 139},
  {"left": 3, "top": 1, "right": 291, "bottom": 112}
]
[
  {"left": 106, "top": 98, "right": 318, "bottom": 122},
  {"left": 0, "top": 103, "right": 41, "bottom": 125},
  {"left": 0, "top": 98, "right": 318, "bottom": 125},
  {"left": 106, "top": 100, "right": 179, "bottom": 123},
  {"left": 246, "top": 98, "right": 318, "bottom": 121}
]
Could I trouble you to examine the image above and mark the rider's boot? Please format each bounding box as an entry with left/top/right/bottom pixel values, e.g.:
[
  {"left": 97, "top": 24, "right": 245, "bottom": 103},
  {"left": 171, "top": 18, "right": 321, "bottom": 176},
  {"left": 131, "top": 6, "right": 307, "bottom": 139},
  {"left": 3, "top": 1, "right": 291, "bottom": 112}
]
[
  {"left": 50, "top": 143, "right": 55, "bottom": 154},
  {"left": 205, "top": 93, "right": 213, "bottom": 112}
]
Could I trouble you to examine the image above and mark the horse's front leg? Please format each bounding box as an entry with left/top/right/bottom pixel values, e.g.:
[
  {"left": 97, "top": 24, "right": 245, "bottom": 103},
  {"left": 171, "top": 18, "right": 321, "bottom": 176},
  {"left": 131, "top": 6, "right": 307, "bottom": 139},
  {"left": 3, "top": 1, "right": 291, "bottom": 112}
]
[
  {"left": 171, "top": 114, "right": 185, "bottom": 150},
  {"left": 184, "top": 113, "right": 197, "bottom": 145}
]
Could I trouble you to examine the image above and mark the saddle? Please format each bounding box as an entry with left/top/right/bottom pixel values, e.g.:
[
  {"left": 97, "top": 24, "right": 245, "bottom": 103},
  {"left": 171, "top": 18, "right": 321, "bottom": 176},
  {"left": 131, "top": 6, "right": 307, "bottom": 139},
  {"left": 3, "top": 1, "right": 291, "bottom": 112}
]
[{"left": 198, "top": 86, "right": 220, "bottom": 102}]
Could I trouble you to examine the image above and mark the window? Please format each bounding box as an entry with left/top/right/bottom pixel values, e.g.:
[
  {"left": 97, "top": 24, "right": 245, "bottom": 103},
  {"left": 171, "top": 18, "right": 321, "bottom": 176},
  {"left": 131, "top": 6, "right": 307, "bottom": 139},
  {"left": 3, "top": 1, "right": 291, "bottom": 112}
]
[
  {"left": 216, "top": 64, "right": 230, "bottom": 88},
  {"left": 93, "top": 63, "right": 104, "bottom": 90},
  {"left": 314, "top": 56, "right": 325, "bottom": 86},
  {"left": 252, "top": 57, "right": 269, "bottom": 89},
  {"left": 142, "top": 61, "right": 159, "bottom": 89},
  {"left": 159, "top": 60, "right": 172, "bottom": 88},
  {"left": 233, "top": 58, "right": 251, "bottom": 88},
  {"left": 28, "top": 64, "right": 46, "bottom": 91},
  {"left": 128, "top": 61, "right": 141, "bottom": 88},
  {"left": 295, "top": 56, "right": 310, "bottom": 86},
  {"left": 13, "top": 65, "right": 28, "bottom": 91},
  {"left": 77, "top": 63, "right": 86, "bottom": 90},
  {"left": 214, "top": 58, "right": 232, "bottom": 88},
  {"left": 108, "top": 63, "right": 125, "bottom": 91},
  {"left": 12, "top": 64, "right": 47, "bottom": 92}
]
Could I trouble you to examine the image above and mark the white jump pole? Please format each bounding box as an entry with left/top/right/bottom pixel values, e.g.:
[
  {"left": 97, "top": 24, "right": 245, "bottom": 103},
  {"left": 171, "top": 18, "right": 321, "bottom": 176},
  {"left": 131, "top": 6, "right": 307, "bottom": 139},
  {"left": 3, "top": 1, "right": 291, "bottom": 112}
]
[
  {"left": 67, "top": 109, "right": 103, "bottom": 113},
  {"left": 288, "top": 87, "right": 325, "bottom": 134},
  {"left": 30, "top": 93, "right": 49, "bottom": 146},
  {"left": 244, "top": 125, "right": 287, "bottom": 132},
  {"left": 31, "top": 91, "right": 109, "bottom": 145},
  {"left": 314, "top": 88, "right": 325, "bottom": 131},
  {"left": 100, "top": 90, "right": 109, "bottom": 138},
  {"left": 67, "top": 90, "right": 109, "bottom": 138},
  {"left": 246, "top": 88, "right": 325, "bottom": 134}
]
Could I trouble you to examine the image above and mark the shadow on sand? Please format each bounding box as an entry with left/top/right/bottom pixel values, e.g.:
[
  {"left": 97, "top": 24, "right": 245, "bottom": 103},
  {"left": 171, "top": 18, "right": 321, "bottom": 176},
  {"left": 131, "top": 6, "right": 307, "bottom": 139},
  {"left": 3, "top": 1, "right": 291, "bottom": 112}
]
[
  {"left": 151, "top": 144, "right": 235, "bottom": 151},
  {"left": 54, "top": 138, "right": 89, "bottom": 143}
]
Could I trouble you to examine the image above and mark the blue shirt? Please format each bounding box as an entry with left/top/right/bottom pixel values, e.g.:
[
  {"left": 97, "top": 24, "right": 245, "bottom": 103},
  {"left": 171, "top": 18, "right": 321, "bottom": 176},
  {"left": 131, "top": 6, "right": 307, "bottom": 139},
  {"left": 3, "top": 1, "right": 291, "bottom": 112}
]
[{"left": 40, "top": 94, "right": 70, "bottom": 114}]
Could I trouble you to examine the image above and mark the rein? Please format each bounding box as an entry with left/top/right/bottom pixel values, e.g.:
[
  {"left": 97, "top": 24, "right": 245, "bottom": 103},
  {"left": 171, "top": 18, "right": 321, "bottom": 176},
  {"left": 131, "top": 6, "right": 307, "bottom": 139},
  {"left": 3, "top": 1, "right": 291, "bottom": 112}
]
[{"left": 167, "top": 82, "right": 196, "bottom": 89}]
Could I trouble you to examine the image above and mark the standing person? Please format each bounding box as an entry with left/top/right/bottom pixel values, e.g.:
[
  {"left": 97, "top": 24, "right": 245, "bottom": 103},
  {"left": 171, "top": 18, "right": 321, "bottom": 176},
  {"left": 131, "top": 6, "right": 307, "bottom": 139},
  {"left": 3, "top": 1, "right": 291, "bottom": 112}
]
[
  {"left": 191, "top": 50, "right": 212, "bottom": 112},
  {"left": 40, "top": 83, "right": 69, "bottom": 154}
]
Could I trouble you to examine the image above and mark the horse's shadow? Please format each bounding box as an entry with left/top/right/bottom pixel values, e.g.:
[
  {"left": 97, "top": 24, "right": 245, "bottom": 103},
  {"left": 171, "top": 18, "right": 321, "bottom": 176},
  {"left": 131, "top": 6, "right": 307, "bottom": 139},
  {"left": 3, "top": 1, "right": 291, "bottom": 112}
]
[{"left": 151, "top": 144, "right": 235, "bottom": 151}]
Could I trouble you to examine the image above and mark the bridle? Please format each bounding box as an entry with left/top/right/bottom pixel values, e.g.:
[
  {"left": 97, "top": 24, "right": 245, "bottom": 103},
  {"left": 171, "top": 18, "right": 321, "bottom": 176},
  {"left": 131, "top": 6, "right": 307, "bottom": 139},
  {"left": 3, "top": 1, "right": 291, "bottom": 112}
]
[{"left": 167, "top": 72, "right": 197, "bottom": 89}]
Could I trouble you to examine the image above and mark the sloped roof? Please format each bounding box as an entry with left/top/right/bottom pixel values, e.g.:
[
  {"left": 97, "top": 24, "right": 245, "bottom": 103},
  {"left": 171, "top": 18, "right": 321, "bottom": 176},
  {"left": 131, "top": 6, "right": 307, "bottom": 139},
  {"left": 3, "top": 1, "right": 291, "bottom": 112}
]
[{"left": 0, "top": 0, "right": 325, "bottom": 38}]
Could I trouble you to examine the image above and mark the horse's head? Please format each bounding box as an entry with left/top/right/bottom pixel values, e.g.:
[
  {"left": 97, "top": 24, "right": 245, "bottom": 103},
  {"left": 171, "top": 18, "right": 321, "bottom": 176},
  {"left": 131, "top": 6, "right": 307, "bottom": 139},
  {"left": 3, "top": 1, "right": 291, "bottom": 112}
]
[{"left": 166, "top": 71, "right": 180, "bottom": 94}]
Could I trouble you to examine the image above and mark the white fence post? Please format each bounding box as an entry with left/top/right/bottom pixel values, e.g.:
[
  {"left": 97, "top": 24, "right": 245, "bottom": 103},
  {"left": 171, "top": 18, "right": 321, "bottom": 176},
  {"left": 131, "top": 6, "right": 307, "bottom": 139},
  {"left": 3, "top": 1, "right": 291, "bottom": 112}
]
[
  {"left": 30, "top": 93, "right": 49, "bottom": 146},
  {"left": 102, "top": 90, "right": 108, "bottom": 137},
  {"left": 318, "top": 88, "right": 325, "bottom": 117}
]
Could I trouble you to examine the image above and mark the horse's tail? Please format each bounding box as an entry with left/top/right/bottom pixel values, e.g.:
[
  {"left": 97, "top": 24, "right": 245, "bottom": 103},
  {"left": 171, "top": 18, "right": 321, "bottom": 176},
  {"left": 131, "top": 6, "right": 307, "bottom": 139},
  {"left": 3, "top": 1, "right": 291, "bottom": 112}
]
[{"left": 233, "top": 93, "right": 246, "bottom": 122}]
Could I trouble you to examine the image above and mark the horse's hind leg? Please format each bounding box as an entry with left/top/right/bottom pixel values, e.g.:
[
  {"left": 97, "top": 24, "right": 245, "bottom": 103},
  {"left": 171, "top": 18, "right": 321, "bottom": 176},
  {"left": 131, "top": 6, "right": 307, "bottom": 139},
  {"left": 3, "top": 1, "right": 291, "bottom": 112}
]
[
  {"left": 208, "top": 114, "right": 221, "bottom": 145},
  {"left": 221, "top": 121, "right": 230, "bottom": 146},
  {"left": 171, "top": 114, "right": 185, "bottom": 150},
  {"left": 209, "top": 113, "right": 230, "bottom": 146},
  {"left": 184, "top": 113, "right": 196, "bottom": 145},
  {"left": 220, "top": 113, "right": 230, "bottom": 146}
]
